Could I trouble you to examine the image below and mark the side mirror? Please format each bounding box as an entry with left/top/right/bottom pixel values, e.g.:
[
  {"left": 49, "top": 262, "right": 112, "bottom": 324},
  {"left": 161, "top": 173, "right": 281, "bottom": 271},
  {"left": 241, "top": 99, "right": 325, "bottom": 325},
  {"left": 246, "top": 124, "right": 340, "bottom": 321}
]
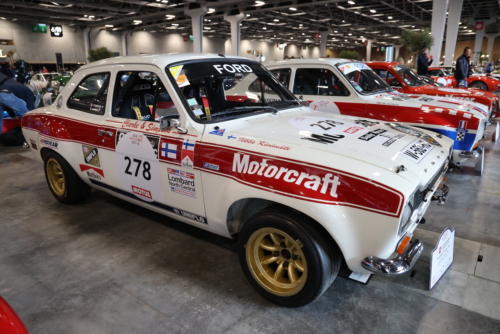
[
  {"left": 298, "top": 95, "right": 310, "bottom": 107},
  {"left": 159, "top": 115, "right": 188, "bottom": 134}
]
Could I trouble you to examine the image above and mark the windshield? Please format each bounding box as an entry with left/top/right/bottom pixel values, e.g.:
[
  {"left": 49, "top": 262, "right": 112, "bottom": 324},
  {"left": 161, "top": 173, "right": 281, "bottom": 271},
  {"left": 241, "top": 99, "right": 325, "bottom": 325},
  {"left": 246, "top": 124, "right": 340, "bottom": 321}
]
[
  {"left": 392, "top": 64, "right": 426, "bottom": 87},
  {"left": 442, "top": 68, "right": 454, "bottom": 76},
  {"left": 166, "top": 60, "right": 299, "bottom": 122},
  {"left": 336, "top": 62, "right": 392, "bottom": 95}
]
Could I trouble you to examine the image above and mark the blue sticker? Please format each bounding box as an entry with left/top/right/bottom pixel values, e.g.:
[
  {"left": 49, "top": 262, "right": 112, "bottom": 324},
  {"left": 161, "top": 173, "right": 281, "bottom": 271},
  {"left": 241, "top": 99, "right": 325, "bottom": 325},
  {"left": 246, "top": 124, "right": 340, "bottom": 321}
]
[
  {"left": 203, "top": 162, "right": 220, "bottom": 171},
  {"left": 209, "top": 129, "right": 225, "bottom": 136},
  {"left": 227, "top": 135, "right": 237, "bottom": 139}
]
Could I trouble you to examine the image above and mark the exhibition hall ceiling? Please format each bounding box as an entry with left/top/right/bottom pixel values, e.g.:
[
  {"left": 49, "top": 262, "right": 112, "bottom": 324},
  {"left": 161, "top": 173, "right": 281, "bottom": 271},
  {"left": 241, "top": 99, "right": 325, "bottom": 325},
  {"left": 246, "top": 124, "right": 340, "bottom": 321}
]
[{"left": 1, "top": 0, "right": 499, "bottom": 47}]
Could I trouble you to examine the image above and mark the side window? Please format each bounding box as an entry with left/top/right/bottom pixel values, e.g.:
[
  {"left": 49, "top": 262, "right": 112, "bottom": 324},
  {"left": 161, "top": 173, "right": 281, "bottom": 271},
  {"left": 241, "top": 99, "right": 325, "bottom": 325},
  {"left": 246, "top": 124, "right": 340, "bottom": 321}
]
[
  {"left": 293, "top": 68, "right": 349, "bottom": 96},
  {"left": 373, "top": 69, "right": 397, "bottom": 85},
  {"left": 67, "top": 72, "right": 110, "bottom": 115},
  {"left": 428, "top": 70, "right": 442, "bottom": 77},
  {"left": 112, "top": 71, "right": 173, "bottom": 121},
  {"left": 270, "top": 69, "right": 291, "bottom": 88}
]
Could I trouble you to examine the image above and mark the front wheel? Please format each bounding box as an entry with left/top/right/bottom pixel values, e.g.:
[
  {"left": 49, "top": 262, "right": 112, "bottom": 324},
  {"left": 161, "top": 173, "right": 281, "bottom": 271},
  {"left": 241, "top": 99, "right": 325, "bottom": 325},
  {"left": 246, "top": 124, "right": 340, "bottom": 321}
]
[
  {"left": 44, "top": 151, "right": 91, "bottom": 204},
  {"left": 238, "top": 209, "right": 341, "bottom": 307},
  {"left": 469, "top": 81, "right": 488, "bottom": 90}
]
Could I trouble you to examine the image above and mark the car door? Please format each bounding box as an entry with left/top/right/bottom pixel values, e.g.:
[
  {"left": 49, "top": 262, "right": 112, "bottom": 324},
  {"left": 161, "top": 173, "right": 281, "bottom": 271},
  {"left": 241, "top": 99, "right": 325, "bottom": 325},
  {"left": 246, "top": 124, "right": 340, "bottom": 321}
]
[
  {"left": 98, "top": 64, "right": 207, "bottom": 225},
  {"left": 285, "top": 66, "right": 366, "bottom": 117},
  {"left": 61, "top": 70, "right": 112, "bottom": 185}
]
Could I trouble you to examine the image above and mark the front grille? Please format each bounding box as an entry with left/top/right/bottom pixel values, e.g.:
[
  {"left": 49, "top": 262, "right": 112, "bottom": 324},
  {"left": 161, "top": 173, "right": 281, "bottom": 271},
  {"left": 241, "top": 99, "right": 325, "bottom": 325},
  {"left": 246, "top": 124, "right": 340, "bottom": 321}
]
[{"left": 413, "top": 160, "right": 448, "bottom": 210}]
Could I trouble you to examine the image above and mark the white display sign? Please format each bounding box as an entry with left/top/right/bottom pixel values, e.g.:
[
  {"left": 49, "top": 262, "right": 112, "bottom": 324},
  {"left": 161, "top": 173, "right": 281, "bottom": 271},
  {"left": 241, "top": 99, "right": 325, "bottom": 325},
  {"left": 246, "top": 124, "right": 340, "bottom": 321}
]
[{"left": 430, "top": 228, "right": 455, "bottom": 290}]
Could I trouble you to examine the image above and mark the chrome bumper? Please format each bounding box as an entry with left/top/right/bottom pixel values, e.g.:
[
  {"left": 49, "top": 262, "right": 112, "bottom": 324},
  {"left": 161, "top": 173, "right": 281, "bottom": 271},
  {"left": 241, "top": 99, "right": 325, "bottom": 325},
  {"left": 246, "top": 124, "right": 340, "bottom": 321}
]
[
  {"left": 459, "top": 146, "right": 483, "bottom": 158},
  {"left": 361, "top": 239, "right": 423, "bottom": 276}
]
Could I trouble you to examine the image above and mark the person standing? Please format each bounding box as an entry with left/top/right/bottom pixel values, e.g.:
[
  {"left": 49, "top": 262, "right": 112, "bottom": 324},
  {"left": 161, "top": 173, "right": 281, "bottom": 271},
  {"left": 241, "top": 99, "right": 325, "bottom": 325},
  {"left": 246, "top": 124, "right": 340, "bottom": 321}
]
[
  {"left": 41, "top": 66, "right": 49, "bottom": 73},
  {"left": 417, "top": 48, "right": 433, "bottom": 76},
  {"left": 455, "top": 47, "right": 471, "bottom": 87},
  {"left": 6, "top": 51, "right": 31, "bottom": 85},
  {"left": 485, "top": 61, "right": 494, "bottom": 74}
]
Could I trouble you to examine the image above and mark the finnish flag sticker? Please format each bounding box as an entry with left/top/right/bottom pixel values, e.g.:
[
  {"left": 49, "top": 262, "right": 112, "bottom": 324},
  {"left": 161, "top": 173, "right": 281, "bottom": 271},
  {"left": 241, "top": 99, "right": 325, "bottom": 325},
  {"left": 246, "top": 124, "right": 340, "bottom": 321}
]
[{"left": 161, "top": 143, "right": 177, "bottom": 159}]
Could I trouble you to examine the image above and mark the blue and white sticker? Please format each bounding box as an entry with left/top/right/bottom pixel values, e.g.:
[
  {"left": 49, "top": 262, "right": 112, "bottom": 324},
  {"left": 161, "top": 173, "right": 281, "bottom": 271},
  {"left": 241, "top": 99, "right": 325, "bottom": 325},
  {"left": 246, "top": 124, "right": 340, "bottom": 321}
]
[{"left": 209, "top": 129, "right": 225, "bottom": 136}]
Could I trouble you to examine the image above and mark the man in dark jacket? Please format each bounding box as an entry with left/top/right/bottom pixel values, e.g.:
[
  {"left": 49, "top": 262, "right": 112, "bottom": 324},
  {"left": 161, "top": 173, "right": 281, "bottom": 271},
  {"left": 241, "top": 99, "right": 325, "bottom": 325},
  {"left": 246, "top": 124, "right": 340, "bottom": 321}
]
[
  {"left": 455, "top": 47, "right": 471, "bottom": 87},
  {"left": 417, "top": 48, "right": 433, "bottom": 76},
  {"left": 0, "top": 72, "right": 35, "bottom": 134}
]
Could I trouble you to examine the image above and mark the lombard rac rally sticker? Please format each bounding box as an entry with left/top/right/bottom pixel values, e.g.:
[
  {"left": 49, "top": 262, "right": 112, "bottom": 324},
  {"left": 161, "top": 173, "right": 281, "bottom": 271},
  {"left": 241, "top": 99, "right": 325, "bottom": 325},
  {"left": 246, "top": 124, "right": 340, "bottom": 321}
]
[{"left": 115, "top": 131, "right": 163, "bottom": 202}]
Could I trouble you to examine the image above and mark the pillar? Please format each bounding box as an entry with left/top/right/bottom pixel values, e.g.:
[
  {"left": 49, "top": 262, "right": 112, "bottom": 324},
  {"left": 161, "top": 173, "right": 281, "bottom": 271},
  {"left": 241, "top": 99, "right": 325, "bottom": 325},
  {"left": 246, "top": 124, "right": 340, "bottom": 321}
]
[
  {"left": 366, "top": 39, "right": 374, "bottom": 61},
  {"left": 473, "top": 26, "right": 485, "bottom": 65},
  {"left": 430, "top": 0, "right": 448, "bottom": 63},
  {"left": 394, "top": 44, "right": 403, "bottom": 62},
  {"left": 319, "top": 31, "right": 329, "bottom": 57},
  {"left": 224, "top": 11, "right": 247, "bottom": 56},
  {"left": 444, "top": 0, "right": 463, "bottom": 66},
  {"left": 185, "top": 4, "right": 208, "bottom": 53},
  {"left": 121, "top": 31, "right": 130, "bottom": 56},
  {"left": 486, "top": 34, "right": 500, "bottom": 60}
]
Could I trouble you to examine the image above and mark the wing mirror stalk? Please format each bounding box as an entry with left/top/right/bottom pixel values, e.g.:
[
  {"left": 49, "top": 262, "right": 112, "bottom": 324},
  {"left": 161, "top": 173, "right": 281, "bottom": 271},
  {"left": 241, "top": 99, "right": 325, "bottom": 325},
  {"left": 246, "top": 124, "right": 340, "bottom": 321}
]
[{"left": 159, "top": 115, "right": 188, "bottom": 134}]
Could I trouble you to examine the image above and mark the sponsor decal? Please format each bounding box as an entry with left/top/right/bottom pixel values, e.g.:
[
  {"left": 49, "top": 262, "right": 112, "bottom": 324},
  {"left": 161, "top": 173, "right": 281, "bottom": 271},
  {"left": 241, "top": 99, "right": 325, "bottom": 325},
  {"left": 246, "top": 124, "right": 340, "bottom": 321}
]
[
  {"left": 89, "top": 103, "right": 103, "bottom": 113},
  {"left": 30, "top": 139, "right": 37, "bottom": 150},
  {"left": 233, "top": 153, "right": 341, "bottom": 198},
  {"left": 302, "top": 133, "right": 345, "bottom": 144},
  {"left": 79, "top": 164, "right": 105, "bottom": 178},
  {"left": 167, "top": 168, "right": 196, "bottom": 198},
  {"left": 203, "top": 162, "right": 220, "bottom": 171},
  {"left": 400, "top": 139, "right": 434, "bottom": 163},
  {"left": 456, "top": 120, "right": 468, "bottom": 141},
  {"left": 238, "top": 137, "right": 256, "bottom": 144},
  {"left": 257, "top": 141, "right": 292, "bottom": 150},
  {"left": 358, "top": 129, "right": 404, "bottom": 146},
  {"left": 444, "top": 94, "right": 475, "bottom": 102},
  {"left": 82, "top": 145, "right": 100, "bottom": 167},
  {"left": 161, "top": 142, "right": 177, "bottom": 159},
  {"left": 116, "top": 130, "right": 159, "bottom": 159},
  {"left": 173, "top": 209, "right": 206, "bottom": 223},
  {"left": 418, "top": 97, "right": 434, "bottom": 102},
  {"left": 388, "top": 123, "right": 441, "bottom": 147},
  {"left": 132, "top": 185, "right": 153, "bottom": 199},
  {"left": 40, "top": 137, "right": 59, "bottom": 149},
  {"left": 343, "top": 126, "right": 364, "bottom": 134},
  {"left": 290, "top": 117, "right": 367, "bottom": 137},
  {"left": 209, "top": 128, "right": 225, "bottom": 136},
  {"left": 213, "top": 64, "right": 253, "bottom": 74},
  {"left": 354, "top": 119, "right": 380, "bottom": 127},
  {"left": 227, "top": 135, "right": 237, "bottom": 139},
  {"left": 133, "top": 84, "right": 151, "bottom": 91},
  {"left": 309, "top": 100, "right": 341, "bottom": 114},
  {"left": 181, "top": 138, "right": 196, "bottom": 169}
]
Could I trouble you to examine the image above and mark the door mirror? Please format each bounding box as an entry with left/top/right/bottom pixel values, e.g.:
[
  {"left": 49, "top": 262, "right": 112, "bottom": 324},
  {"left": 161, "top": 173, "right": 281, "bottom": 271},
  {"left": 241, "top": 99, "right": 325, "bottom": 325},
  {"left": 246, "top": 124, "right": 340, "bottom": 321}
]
[
  {"left": 159, "top": 115, "right": 188, "bottom": 134},
  {"left": 298, "top": 95, "right": 309, "bottom": 107}
]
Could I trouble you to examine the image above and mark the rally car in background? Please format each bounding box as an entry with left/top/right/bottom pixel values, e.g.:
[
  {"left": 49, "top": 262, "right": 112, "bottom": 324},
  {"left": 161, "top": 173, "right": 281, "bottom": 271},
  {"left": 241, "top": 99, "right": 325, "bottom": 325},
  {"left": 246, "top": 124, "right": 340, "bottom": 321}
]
[
  {"left": 21, "top": 53, "right": 452, "bottom": 307},
  {"left": 266, "top": 59, "right": 487, "bottom": 165},
  {"left": 365, "top": 62, "right": 499, "bottom": 117},
  {"left": 428, "top": 66, "right": 500, "bottom": 92},
  {"left": 427, "top": 68, "right": 456, "bottom": 88},
  {"left": 30, "top": 72, "right": 61, "bottom": 91}
]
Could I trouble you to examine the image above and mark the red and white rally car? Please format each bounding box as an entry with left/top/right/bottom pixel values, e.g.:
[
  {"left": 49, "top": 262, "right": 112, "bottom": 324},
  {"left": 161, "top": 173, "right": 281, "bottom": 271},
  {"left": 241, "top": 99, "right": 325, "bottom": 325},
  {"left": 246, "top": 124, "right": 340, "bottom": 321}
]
[
  {"left": 21, "top": 54, "right": 452, "bottom": 307},
  {"left": 266, "top": 58, "right": 487, "bottom": 165},
  {"left": 365, "top": 62, "right": 499, "bottom": 117},
  {"left": 428, "top": 66, "right": 500, "bottom": 92}
]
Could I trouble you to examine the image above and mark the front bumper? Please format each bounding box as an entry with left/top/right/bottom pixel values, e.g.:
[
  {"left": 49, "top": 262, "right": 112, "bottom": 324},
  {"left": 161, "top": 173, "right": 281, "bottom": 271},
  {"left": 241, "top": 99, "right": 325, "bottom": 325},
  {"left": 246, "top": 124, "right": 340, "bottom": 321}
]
[{"left": 361, "top": 238, "right": 423, "bottom": 276}]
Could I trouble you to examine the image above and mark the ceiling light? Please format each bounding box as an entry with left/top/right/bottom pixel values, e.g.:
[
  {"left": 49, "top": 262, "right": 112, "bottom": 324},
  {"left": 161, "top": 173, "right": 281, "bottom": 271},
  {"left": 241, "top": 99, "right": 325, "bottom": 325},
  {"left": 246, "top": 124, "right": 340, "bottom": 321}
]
[
  {"left": 84, "top": 15, "right": 88, "bottom": 17},
  {"left": 0, "top": 17, "right": 5, "bottom": 20},
  {"left": 411, "top": 25, "right": 415, "bottom": 28},
  {"left": 172, "top": 23, "right": 179, "bottom": 26},
  {"left": 161, "top": 0, "right": 168, "bottom": 3},
  {"left": 166, "top": 14, "right": 175, "bottom": 19},
  {"left": 208, "top": 8, "right": 215, "bottom": 13},
  {"left": 204, "top": 27, "right": 210, "bottom": 29},
  {"left": 133, "top": 20, "right": 142, "bottom": 24},
  {"left": 263, "top": 27, "right": 267, "bottom": 30},
  {"left": 345, "top": 39, "right": 347, "bottom": 41},
  {"left": 302, "top": 33, "right": 305, "bottom": 35},
  {"left": 105, "top": 24, "right": 113, "bottom": 27},
  {"left": 334, "top": 30, "right": 338, "bottom": 33},
  {"left": 289, "top": 7, "right": 297, "bottom": 11},
  {"left": 388, "top": 16, "right": 392, "bottom": 19},
  {"left": 370, "top": 9, "right": 376, "bottom": 13},
  {"left": 342, "top": 20, "right": 345, "bottom": 22},
  {"left": 299, "top": 24, "right": 303, "bottom": 26},
  {"left": 274, "top": 19, "right": 279, "bottom": 22},
  {"left": 255, "top": 1, "right": 265, "bottom": 6},
  {"left": 291, "top": 37, "right": 293, "bottom": 39},
  {"left": 348, "top": 33, "right": 352, "bottom": 35},
  {"left": 348, "top": 1, "right": 355, "bottom": 4}
]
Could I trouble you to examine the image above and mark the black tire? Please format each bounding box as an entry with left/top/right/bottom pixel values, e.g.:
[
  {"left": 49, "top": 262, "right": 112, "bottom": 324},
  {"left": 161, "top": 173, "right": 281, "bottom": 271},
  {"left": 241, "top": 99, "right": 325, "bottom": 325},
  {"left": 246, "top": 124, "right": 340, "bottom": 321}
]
[
  {"left": 238, "top": 208, "right": 341, "bottom": 307},
  {"left": 469, "top": 81, "right": 488, "bottom": 90},
  {"left": 43, "top": 151, "right": 91, "bottom": 204}
]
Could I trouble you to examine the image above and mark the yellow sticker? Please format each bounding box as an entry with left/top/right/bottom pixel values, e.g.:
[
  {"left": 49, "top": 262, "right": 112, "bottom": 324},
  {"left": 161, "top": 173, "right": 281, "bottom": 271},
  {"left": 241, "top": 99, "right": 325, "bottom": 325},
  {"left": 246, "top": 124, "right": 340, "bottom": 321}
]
[
  {"left": 204, "top": 107, "right": 211, "bottom": 120},
  {"left": 169, "top": 65, "right": 183, "bottom": 79},
  {"left": 133, "top": 106, "right": 143, "bottom": 120}
]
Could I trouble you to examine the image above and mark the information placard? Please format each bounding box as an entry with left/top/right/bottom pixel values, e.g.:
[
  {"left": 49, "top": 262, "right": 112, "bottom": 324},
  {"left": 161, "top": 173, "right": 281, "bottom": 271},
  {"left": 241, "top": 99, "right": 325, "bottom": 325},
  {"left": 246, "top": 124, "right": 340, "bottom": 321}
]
[{"left": 430, "top": 228, "right": 455, "bottom": 290}]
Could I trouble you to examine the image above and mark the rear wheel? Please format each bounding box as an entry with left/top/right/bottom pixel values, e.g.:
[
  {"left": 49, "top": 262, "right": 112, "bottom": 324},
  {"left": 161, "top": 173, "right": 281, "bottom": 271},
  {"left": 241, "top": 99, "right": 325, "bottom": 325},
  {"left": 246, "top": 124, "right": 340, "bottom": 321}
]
[
  {"left": 469, "top": 81, "right": 488, "bottom": 90},
  {"left": 238, "top": 208, "right": 341, "bottom": 307},
  {"left": 44, "top": 151, "right": 91, "bottom": 204}
]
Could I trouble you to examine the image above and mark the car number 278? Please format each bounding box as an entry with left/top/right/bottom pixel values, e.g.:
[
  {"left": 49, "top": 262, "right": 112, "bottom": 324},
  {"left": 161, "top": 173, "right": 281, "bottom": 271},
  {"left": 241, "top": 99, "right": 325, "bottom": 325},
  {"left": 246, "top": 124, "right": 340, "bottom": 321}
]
[{"left": 124, "top": 156, "right": 151, "bottom": 180}]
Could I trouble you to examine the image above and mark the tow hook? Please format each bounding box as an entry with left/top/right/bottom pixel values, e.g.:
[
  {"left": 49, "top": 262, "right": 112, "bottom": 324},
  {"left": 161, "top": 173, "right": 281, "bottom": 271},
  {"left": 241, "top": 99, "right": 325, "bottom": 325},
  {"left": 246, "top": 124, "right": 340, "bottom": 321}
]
[{"left": 431, "top": 184, "right": 449, "bottom": 206}]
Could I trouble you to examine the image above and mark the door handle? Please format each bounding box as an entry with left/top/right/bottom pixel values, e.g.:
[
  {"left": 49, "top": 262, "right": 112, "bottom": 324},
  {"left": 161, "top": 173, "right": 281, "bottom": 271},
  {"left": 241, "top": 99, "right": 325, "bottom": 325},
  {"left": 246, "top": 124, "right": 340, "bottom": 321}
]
[{"left": 98, "top": 129, "right": 113, "bottom": 137}]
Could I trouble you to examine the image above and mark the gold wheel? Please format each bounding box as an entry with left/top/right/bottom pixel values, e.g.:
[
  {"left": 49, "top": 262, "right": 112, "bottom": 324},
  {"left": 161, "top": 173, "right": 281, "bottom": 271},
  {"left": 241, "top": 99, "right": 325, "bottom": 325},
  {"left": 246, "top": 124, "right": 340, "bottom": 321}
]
[
  {"left": 246, "top": 227, "right": 308, "bottom": 296},
  {"left": 46, "top": 158, "right": 65, "bottom": 197}
]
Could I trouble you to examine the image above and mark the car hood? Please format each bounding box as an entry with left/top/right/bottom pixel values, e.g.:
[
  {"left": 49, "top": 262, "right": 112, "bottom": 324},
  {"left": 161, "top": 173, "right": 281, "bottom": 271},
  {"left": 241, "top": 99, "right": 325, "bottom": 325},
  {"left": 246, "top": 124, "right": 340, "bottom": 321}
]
[
  {"left": 367, "top": 91, "right": 488, "bottom": 121},
  {"left": 217, "top": 109, "right": 453, "bottom": 190}
]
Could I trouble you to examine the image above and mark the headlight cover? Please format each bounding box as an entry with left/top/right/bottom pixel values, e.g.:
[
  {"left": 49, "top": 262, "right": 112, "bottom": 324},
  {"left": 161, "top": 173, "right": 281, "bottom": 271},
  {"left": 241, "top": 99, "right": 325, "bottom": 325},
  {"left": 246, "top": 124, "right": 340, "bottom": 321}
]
[{"left": 399, "top": 193, "right": 415, "bottom": 236}]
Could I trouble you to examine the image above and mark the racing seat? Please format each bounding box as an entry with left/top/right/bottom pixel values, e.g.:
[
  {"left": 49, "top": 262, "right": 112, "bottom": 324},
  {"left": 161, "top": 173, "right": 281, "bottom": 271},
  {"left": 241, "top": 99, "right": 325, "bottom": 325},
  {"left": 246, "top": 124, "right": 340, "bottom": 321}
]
[{"left": 117, "top": 78, "right": 155, "bottom": 121}]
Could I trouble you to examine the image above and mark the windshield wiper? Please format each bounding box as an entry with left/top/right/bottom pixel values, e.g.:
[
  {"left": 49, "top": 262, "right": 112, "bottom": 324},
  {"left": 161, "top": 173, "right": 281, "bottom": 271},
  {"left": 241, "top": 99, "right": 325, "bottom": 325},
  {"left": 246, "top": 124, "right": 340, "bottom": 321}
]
[
  {"left": 268, "top": 100, "right": 300, "bottom": 107},
  {"left": 203, "top": 106, "right": 278, "bottom": 119}
]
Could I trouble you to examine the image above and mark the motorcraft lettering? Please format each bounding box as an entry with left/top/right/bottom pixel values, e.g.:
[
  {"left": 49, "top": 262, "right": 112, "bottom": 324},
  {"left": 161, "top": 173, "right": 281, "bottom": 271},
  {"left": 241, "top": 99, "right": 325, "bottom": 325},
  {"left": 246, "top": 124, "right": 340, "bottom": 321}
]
[
  {"left": 168, "top": 168, "right": 196, "bottom": 198},
  {"left": 400, "top": 139, "right": 434, "bottom": 163},
  {"left": 213, "top": 64, "right": 253, "bottom": 74},
  {"left": 40, "top": 137, "right": 59, "bottom": 149},
  {"left": 232, "top": 153, "right": 341, "bottom": 198}
]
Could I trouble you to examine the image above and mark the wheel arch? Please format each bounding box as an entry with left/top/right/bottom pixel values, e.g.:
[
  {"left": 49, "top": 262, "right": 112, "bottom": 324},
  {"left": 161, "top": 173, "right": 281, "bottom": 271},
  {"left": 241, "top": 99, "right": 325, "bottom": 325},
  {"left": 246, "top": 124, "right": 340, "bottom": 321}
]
[
  {"left": 226, "top": 197, "right": 346, "bottom": 263},
  {"left": 469, "top": 80, "right": 488, "bottom": 90}
]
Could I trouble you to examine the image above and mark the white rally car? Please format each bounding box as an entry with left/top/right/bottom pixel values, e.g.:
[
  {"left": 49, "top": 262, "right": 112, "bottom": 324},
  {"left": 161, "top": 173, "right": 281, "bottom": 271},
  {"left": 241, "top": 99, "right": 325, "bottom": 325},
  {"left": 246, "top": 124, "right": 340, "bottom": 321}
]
[
  {"left": 266, "top": 59, "right": 488, "bottom": 167},
  {"left": 21, "top": 54, "right": 452, "bottom": 307}
]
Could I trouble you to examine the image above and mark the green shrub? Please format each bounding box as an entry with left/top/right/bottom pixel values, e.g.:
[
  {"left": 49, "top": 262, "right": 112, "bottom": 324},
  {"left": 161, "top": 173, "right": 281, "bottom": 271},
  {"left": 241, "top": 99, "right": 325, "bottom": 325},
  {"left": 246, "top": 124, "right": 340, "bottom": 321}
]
[
  {"left": 339, "top": 50, "right": 362, "bottom": 60},
  {"left": 88, "top": 47, "right": 113, "bottom": 62}
]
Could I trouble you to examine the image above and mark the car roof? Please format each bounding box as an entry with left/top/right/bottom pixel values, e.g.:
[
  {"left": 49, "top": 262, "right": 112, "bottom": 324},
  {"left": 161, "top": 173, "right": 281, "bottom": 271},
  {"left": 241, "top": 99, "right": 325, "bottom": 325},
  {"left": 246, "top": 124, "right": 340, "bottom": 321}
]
[
  {"left": 365, "top": 61, "right": 401, "bottom": 66},
  {"left": 78, "top": 53, "right": 250, "bottom": 72},
  {"left": 265, "top": 58, "right": 359, "bottom": 67}
]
